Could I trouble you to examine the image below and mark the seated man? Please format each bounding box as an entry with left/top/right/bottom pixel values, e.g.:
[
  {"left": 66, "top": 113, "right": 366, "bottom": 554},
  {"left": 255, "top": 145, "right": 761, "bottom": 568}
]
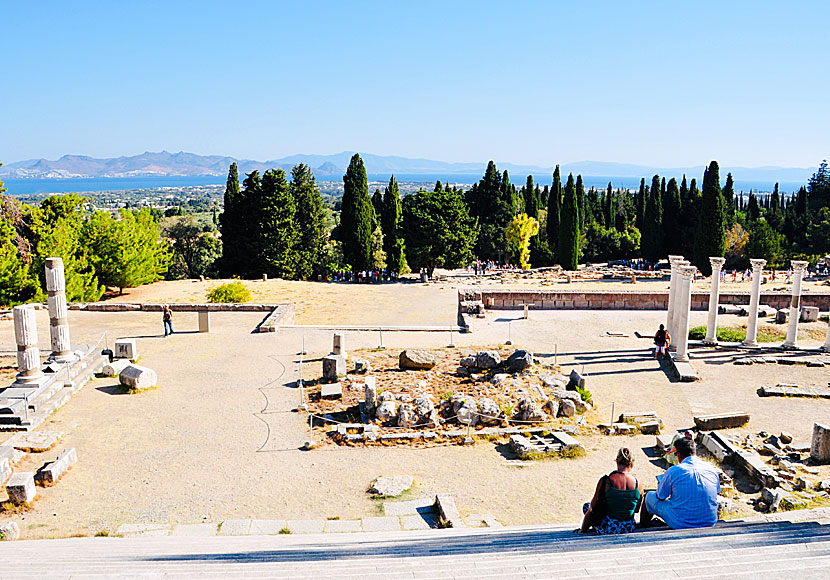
[{"left": 640, "top": 437, "right": 720, "bottom": 529}]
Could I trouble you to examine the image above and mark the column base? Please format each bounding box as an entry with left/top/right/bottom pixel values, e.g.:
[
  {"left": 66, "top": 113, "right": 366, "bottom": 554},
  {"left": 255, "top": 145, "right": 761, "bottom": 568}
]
[
  {"left": 12, "top": 372, "right": 47, "bottom": 388},
  {"left": 781, "top": 342, "right": 799, "bottom": 350},
  {"left": 741, "top": 340, "right": 759, "bottom": 348},
  {"left": 702, "top": 338, "right": 718, "bottom": 346},
  {"left": 50, "top": 352, "right": 79, "bottom": 364},
  {"left": 673, "top": 354, "right": 690, "bottom": 363}
]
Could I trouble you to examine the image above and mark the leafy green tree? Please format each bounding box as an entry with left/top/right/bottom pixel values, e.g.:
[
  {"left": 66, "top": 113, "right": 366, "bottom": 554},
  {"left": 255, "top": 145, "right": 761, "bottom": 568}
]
[
  {"left": 369, "top": 225, "right": 386, "bottom": 270},
  {"left": 467, "top": 162, "right": 512, "bottom": 260},
  {"left": 257, "top": 169, "right": 297, "bottom": 278},
  {"left": 166, "top": 217, "right": 221, "bottom": 279},
  {"left": 341, "top": 154, "right": 374, "bottom": 273},
  {"left": 693, "top": 161, "right": 727, "bottom": 276},
  {"left": 402, "top": 188, "right": 477, "bottom": 276},
  {"left": 505, "top": 213, "right": 539, "bottom": 269},
  {"left": 291, "top": 164, "right": 327, "bottom": 279},
  {"left": 546, "top": 165, "right": 562, "bottom": 259},
  {"left": 33, "top": 216, "right": 103, "bottom": 301},
  {"left": 808, "top": 160, "right": 830, "bottom": 211},
  {"left": 746, "top": 219, "right": 785, "bottom": 267},
  {"left": 641, "top": 175, "right": 663, "bottom": 262},
  {"left": 381, "top": 175, "right": 407, "bottom": 273},
  {"left": 662, "top": 177, "right": 682, "bottom": 256},
  {"left": 558, "top": 173, "right": 580, "bottom": 270},
  {"left": 0, "top": 184, "right": 38, "bottom": 306},
  {"left": 806, "top": 207, "right": 830, "bottom": 255}
]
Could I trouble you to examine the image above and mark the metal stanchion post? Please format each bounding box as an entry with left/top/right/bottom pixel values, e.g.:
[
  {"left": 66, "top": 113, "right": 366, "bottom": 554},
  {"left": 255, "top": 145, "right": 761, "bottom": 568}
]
[
  {"left": 506, "top": 321, "right": 512, "bottom": 346},
  {"left": 554, "top": 344, "right": 557, "bottom": 367},
  {"left": 448, "top": 328, "right": 455, "bottom": 348},
  {"left": 305, "top": 414, "right": 313, "bottom": 449},
  {"left": 378, "top": 329, "right": 385, "bottom": 350}
]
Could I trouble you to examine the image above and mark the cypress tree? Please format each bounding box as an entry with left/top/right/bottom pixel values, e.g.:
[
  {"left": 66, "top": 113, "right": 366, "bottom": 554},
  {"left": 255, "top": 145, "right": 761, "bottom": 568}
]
[
  {"left": 614, "top": 192, "right": 627, "bottom": 232},
  {"left": 258, "top": 168, "right": 297, "bottom": 278},
  {"left": 642, "top": 175, "right": 664, "bottom": 262},
  {"left": 604, "top": 182, "right": 615, "bottom": 227},
  {"left": 291, "top": 164, "right": 326, "bottom": 279},
  {"left": 747, "top": 193, "right": 760, "bottom": 221},
  {"left": 524, "top": 175, "right": 538, "bottom": 218},
  {"left": 341, "top": 154, "right": 374, "bottom": 273},
  {"left": 636, "top": 178, "right": 646, "bottom": 231},
  {"left": 558, "top": 173, "right": 580, "bottom": 270},
  {"left": 808, "top": 160, "right": 830, "bottom": 211},
  {"left": 576, "top": 175, "right": 586, "bottom": 229},
  {"left": 372, "top": 189, "right": 384, "bottom": 227},
  {"left": 382, "top": 175, "right": 407, "bottom": 273},
  {"left": 541, "top": 185, "right": 549, "bottom": 209},
  {"left": 770, "top": 184, "right": 780, "bottom": 214},
  {"left": 218, "top": 162, "right": 243, "bottom": 276},
  {"left": 662, "top": 177, "right": 682, "bottom": 256},
  {"left": 693, "top": 161, "right": 726, "bottom": 276},
  {"left": 434, "top": 180, "right": 443, "bottom": 192},
  {"left": 547, "top": 165, "right": 562, "bottom": 260},
  {"left": 722, "top": 173, "right": 735, "bottom": 224}
]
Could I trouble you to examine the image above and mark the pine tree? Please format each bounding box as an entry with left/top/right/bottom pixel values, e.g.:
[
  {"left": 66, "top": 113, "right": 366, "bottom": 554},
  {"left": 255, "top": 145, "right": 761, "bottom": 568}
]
[
  {"left": 558, "top": 173, "right": 580, "bottom": 270},
  {"left": 382, "top": 175, "right": 407, "bottom": 273},
  {"left": 341, "top": 154, "right": 374, "bottom": 273},
  {"left": 662, "top": 177, "right": 682, "bottom": 256},
  {"left": 257, "top": 169, "right": 297, "bottom": 278},
  {"left": 291, "top": 164, "right": 326, "bottom": 279},
  {"left": 546, "top": 165, "right": 562, "bottom": 259},
  {"left": 808, "top": 160, "right": 830, "bottom": 211},
  {"left": 642, "top": 175, "right": 664, "bottom": 261},
  {"left": 693, "top": 161, "right": 726, "bottom": 276}
]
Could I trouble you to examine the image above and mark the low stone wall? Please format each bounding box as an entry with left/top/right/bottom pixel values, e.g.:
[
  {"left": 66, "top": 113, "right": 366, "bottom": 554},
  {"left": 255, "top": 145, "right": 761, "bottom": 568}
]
[
  {"left": 460, "top": 288, "right": 830, "bottom": 311},
  {"left": 72, "top": 302, "right": 278, "bottom": 312}
]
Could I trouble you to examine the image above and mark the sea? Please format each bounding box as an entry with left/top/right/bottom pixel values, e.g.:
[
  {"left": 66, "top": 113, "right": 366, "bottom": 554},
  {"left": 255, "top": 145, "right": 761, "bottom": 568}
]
[{"left": 1, "top": 174, "right": 806, "bottom": 196}]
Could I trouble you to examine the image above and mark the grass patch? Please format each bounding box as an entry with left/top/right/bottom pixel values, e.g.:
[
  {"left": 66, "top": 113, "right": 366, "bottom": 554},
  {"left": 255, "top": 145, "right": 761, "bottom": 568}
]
[
  {"left": 94, "top": 530, "right": 109, "bottom": 537},
  {"left": 278, "top": 526, "right": 292, "bottom": 534},
  {"left": 326, "top": 516, "right": 340, "bottom": 521},
  {"left": 689, "top": 325, "right": 783, "bottom": 343},
  {"left": 0, "top": 500, "right": 34, "bottom": 515}
]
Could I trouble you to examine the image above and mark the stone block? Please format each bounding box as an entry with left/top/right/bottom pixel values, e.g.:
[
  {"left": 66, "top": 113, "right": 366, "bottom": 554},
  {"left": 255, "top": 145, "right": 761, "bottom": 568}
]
[
  {"left": 640, "top": 421, "right": 661, "bottom": 435},
  {"left": 286, "top": 519, "right": 325, "bottom": 534},
  {"left": 655, "top": 434, "right": 674, "bottom": 452},
  {"left": 119, "top": 365, "right": 158, "bottom": 391},
  {"left": 0, "top": 458, "right": 10, "bottom": 486},
  {"left": 320, "top": 382, "right": 342, "bottom": 399},
  {"left": 800, "top": 306, "right": 819, "bottom": 322},
  {"left": 435, "top": 493, "right": 466, "bottom": 528},
  {"left": 218, "top": 519, "right": 251, "bottom": 536},
  {"left": 198, "top": 310, "right": 210, "bottom": 333},
  {"left": 322, "top": 355, "right": 346, "bottom": 381},
  {"left": 693, "top": 412, "right": 750, "bottom": 430},
  {"left": 354, "top": 359, "right": 370, "bottom": 373},
  {"left": 0, "top": 521, "right": 20, "bottom": 540},
  {"left": 7, "top": 431, "right": 63, "bottom": 452},
  {"left": 332, "top": 333, "right": 347, "bottom": 358},
  {"left": 114, "top": 338, "right": 138, "bottom": 361},
  {"left": 568, "top": 368, "right": 585, "bottom": 389},
  {"left": 101, "top": 358, "right": 131, "bottom": 378},
  {"left": 811, "top": 423, "right": 830, "bottom": 464},
  {"left": 36, "top": 447, "right": 77, "bottom": 486},
  {"left": 6, "top": 472, "right": 36, "bottom": 504}
]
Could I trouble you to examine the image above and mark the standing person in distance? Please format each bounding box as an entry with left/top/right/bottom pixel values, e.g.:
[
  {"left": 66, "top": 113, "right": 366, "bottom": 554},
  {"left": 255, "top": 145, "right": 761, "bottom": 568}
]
[
  {"left": 653, "top": 324, "right": 671, "bottom": 359},
  {"left": 163, "top": 305, "right": 174, "bottom": 337}
]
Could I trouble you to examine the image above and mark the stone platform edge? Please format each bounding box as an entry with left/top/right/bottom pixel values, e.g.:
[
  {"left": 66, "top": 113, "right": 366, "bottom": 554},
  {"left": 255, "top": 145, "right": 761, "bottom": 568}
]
[
  {"left": 459, "top": 288, "right": 830, "bottom": 311},
  {"left": 69, "top": 302, "right": 287, "bottom": 312}
]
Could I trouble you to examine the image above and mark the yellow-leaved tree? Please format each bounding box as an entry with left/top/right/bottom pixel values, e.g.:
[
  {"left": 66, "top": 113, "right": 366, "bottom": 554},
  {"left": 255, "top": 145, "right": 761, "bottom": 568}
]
[{"left": 505, "top": 213, "right": 539, "bottom": 270}]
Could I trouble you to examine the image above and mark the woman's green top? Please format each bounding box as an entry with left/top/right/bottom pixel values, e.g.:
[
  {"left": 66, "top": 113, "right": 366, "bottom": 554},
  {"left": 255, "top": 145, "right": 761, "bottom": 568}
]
[{"left": 605, "top": 479, "right": 640, "bottom": 521}]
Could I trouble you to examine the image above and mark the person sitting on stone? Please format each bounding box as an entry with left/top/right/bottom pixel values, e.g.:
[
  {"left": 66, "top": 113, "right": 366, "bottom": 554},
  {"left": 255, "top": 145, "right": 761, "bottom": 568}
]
[
  {"left": 653, "top": 324, "right": 670, "bottom": 359},
  {"left": 639, "top": 436, "right": 720, "bottom": 529},
  {"left": 577, "top": 447, "right": 643, "bottom": 535}
]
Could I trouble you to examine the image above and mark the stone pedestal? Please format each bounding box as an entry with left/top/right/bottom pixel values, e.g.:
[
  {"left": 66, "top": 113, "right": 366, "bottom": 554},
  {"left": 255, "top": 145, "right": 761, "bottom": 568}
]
[
  {"left": 783, "top": 261, "right": 808, "bottom": 348},
  {"left": 666, "top": 255, "right": 684, "bottom": 341},
  {"left": 13, "top": 305, "right": 44, "bottom": 385},
  {"left": 742, "top": 259, "right": 767, "bottom": 347},
  {"left": 674, "top": 266, "right": 696, "bottom": 362},
  {"left": 45, "top": 257, "right": 75, "bottom": 362},
  {"left": 114, "top": 339, "right": 138, "bottom": 361},
  {"left": 704, "top": 257, "right": 726, "bottom": 345},
  {"left": 198, "top": 310, "right": 210, "bottom": 333},
  {"left": 811, "top": 423, "right": 830, "bottom": 463},
  {"left": 322, "top": 355, "right": 346, "bottom": 381}
]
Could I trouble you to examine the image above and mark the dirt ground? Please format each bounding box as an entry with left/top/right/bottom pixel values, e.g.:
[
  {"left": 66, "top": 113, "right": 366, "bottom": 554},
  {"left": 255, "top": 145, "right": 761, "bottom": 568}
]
[{"left": 1, "top": 275, "right": 829, "bottom": 539}]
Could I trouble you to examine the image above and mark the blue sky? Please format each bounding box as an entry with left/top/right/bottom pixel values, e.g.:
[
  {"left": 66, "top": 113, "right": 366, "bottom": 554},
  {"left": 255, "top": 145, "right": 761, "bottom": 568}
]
[{"left": 1, "top": 1, "right": 828, "bottom": 167}]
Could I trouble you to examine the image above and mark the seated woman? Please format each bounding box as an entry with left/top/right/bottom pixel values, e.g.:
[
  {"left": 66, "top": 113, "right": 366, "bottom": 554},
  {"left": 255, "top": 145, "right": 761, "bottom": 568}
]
[{"left": 578, "top": 447, "right": 643, "bottom": 534}]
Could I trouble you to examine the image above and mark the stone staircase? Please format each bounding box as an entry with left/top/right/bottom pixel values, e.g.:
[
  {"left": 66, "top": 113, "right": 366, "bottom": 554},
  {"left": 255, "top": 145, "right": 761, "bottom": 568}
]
[{"left": 3, "top": 515, "right": 830, "bottom": 579}]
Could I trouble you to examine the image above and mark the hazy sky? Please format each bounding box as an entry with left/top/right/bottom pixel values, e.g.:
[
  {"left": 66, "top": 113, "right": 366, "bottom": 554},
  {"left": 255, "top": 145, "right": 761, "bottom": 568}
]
[{"left": 2, "top": 1, "right": 828, "bottom": 167}]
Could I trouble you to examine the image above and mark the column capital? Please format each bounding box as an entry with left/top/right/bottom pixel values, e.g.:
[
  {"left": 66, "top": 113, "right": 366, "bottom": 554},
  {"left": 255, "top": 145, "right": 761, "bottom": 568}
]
[
  {"left": 679, "top": 265, "right": 696, "bottom": 280},
  {"left": 749, "top": 258, "right": 767, "bottom": 270},
  {"left": 791, "top": 260, "right": 809, "bottom": 273},
  {"left": 709, "top": 257, "right": 726, "bottom": 270},
  {"left": 668, "top": 255, "right": 684, "bottom": 264}
]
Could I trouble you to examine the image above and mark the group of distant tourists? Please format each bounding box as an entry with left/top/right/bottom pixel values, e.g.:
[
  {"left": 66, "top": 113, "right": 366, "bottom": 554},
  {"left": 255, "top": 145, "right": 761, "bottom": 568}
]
[
  {"left": 324, "top": 269, "right": 399, "bottom": 283},
  {"left": 578, "top": 436, "right": 720, "bottom": 535},
  {"left": 470, "top": 260, "right": 497, "bottom": 276}
]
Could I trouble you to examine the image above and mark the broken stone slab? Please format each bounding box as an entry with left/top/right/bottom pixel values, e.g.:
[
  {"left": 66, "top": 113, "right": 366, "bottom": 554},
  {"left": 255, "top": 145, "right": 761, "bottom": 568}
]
[
  {"left": 353, "top": 359, "right": 370, "bottom": 374},
  {"left": 36, "top": 447, "right": 77, "bottom": 486},
  {"left": 612, "top": 423, "right": 636, "bottom": 435},
  {"left": 369, "top": 475, "right": 413, "bottom": 497},
  {"left": 619, "top": 412, "right": 661, "bottom": 425},
  {"left": 6, "top": 472, "right": 36, "bottom": 504},
  {"left": 655, "top": 434, "right": 674, "bottom": 452},
  {"left": 762, "top": 487, "right": 785, "bottom": 511},
  {"left": 693, "top": 412, "right": 750, "bottom": 430},
  {"left": 101, "top": 358, "right": 131, "bottom": 378},
  {"left": 758, "top": 305, "right": 777, "bottom": 318},
  {"left": 332, "top": 333, "right": 347, "bottom": 358},
  {"left": 477, "top": 397, "right": 502, "bottom": 426},
  {"left": 5, "top": 431, "right": 64, "bottom": 453},
  {"left": 119, "top": 365, "right": 158, "bottom": 391},
  {"left": 320, "top": 383, "right": 342, "bottom": 399},
  {"left": 735, "top": 448, "right": 778, "bottom": 488},
  {"left": 322, "top": 355, "right": 346, "bottom": 381},
  {"left": 375, "top": 400, "right": 398, "bottom": 424},
  {"left": 0, "top": 458, "right": 10, "bottom": 486},
  {"left": 811, "top": 423, "right": 830, "bottom": 464},
  {"left": 399, "top": 350, "right": 436, "bottom": 370},
  {"left": 698, "top": 431, "right": 742, "bottom": 462},
  {"left": 113, "top": 338, "right": 138, "bottom": 361},
  {"left": 364, "top": 381, "right": 377, "bottom": 412},
  {"left": 559, "top": 399, "right": 576, "bottom": 418},
  {"left": 639, "top": 421, "right": 661, "bottom": 435},
  {"left": 776, "top": 309, "right": 789, "bottom": 324},
  {"left": 718, "top": 304, "right": 743, "bottom": 315},
  {"left": 435, "top": 493, "right": 467, "bottom": 528}
]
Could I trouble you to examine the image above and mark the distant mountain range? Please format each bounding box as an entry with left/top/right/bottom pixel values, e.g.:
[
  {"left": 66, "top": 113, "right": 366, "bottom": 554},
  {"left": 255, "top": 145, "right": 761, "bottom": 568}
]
[{"left": 0, "top": 150, "right": 819, "bottom": 184}]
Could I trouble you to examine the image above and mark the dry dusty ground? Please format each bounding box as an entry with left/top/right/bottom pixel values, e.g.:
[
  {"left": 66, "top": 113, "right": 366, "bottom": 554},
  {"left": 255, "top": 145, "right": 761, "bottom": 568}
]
[{"left": 0, "top": 277, "right": 828, "bottom": 539}]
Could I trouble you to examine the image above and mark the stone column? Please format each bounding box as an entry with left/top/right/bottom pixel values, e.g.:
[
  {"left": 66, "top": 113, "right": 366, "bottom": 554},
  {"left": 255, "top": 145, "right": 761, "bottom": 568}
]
[
  {"left": 45, "top": 257, "right": 74, "bottom": 362},
  {"left": 783, "top": 260, "right": 809, "bottom": 349},
  {"left": 669, "top": 259, "right": 689, "bottom": 350},
  {"left": 742, "top": 258, "right": 767, "bottom": 347},
  {"left": 13, "top": 305, "right": 44, "bottom": 385},
  {"left": 703, "top": 257, "right": 727, "bottom": 345},
  {"left": 674, "top": 266, "right": 696, "bottom": 362},
  {"left": 666, "top": 255, "right": 683, "bottom": 339},
  {"left": 824, "top": 320, "right": 830, "bottom": 352},
  {"left": 811, "top": 423, "right": 830, "bottom": 464}
]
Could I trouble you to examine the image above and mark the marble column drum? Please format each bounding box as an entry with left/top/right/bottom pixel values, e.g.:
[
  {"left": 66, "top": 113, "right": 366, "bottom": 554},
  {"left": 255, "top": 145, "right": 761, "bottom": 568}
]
[
  {"left": 704, "top": 257, "right": 727, "bottom": 345},
  {"left": 45, "top": 257, "right": 75, "bottom": 362},
  {"left": 783, "top": 260, "right": 809, "bottom": 349},
  {"left": 742, "top": 258, "right": 767, "bottom": 348},
  {"left": 13, "top": 305, "right": 44, "bottom": 384},
  {"left": 666, "top": 255, "right": 684, "bottom": 341}
]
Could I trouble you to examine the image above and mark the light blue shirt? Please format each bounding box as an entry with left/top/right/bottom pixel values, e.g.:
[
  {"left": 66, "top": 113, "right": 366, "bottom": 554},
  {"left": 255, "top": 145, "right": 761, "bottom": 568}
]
[{"left": 656, "top": 456, "right": 720, "bottom": 528}]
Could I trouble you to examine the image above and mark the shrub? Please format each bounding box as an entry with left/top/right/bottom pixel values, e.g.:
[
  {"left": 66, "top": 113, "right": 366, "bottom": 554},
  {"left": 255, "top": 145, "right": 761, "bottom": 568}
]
[
  {"left": 688, "top": 325, "right": 779, "bottom": 343},
  {"left": 207, "top": 280, "right": 251, "bottom": 303},
  {"left": 576, "top": 385, "right": 593, "bottom": 405}
]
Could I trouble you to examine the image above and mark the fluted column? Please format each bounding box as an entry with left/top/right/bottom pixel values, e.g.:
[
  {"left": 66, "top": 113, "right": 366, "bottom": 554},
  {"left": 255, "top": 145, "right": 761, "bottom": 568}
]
[
  {"left": 823, "top": 320, "right": 830, "bottom": 352},
  {"left": 782, "top": 261, "right": 809, "bottom": 349},
  {"left": 742, "top": 258, "right": 767, "bottom": 347},
  {"left": 45, "top": 257, "right": 74, "bottom": 361},
  {"left": 669, "top": 259, "right": 689, "bottom": 350},
  {"left": 13, "top": 305, "right": 44, "bottom": 384},
  {"left": 666, "top": 255, "right": 684, "bottom": 340},
  {"left": 704, "top": 257, "right": 727, "bottom": 345},
  {"left": 674, "top": 266, "right": 696, "bottom": 362}
]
